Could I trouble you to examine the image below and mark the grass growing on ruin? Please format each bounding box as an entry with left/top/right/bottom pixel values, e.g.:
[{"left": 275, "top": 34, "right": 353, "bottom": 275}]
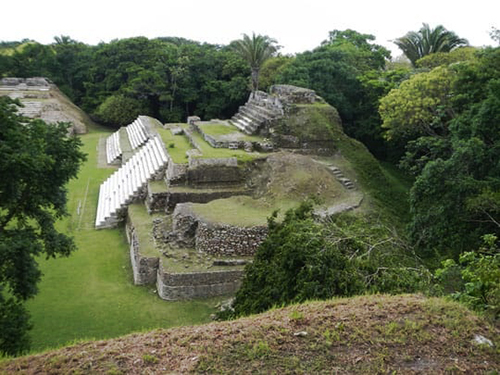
[
  {"left": 25, "top": 125, "right": 220, "bottom": 353},
  {"left": 189, "top": 129, "right": 266, "bottom": 164},
  {"left": 156, "top": 128, "right": 191, "bottom": 164},
  {"left": 198, "top": 123, "right": 263, "bottom": 142},
  {"left": 128, "top": 203, "right": 163, "bottom": 258},
  {"left": 192, "top": 196, "right": 295, "bottom": 226},
  {"left": 148, "top": 180, "right": 169, "bottom": 194},
  {"left": 160, "top": 248, "right": 251, "bottom": 273}
]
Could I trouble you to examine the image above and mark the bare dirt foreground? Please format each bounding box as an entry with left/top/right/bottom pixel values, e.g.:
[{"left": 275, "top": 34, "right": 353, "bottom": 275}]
[{"left": 1, "top": 294, "right": 498, "bottom": 374}]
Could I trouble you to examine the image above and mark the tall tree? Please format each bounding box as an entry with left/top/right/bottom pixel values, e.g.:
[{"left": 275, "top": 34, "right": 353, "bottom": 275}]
[
  {"left": 0, "top": 97, "right": 86, "bottom": 355},
  {"left": 232, "top": 33, "right": 278, "bottom": 92},
  {"left": 276, "top": 29, "right": 395, "bottom": 158},
  {"left": 395, "top": 23, "right": 468, "bottom": 66},
  {"left": 379, "top": 47, "right": 500, "bottom": 259}
]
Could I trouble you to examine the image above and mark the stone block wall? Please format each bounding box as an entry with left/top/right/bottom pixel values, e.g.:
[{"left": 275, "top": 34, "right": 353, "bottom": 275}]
[
  {"left": 196, "top": 221, "right": 268, "bottom": 257},
  {"left": 269, "top": 84, "right": 321, "bottom": 104},
  {"left": 186, "top": 163, "right": 241, "bottom": 185},
  {"left": 165, "top": 160, "right": 188, "bottom": 185},
  {"left": 147, "top": 186, "right": 249, "bottom": 213},
  {"left": 126, "top": 213, "right": 159, "bottom": 285},
  {"left": 156, "top": 261, "right": 244, "bottom": 300},
  {"left": 171, "top": 204, "right": 268, "bottom": 257}
]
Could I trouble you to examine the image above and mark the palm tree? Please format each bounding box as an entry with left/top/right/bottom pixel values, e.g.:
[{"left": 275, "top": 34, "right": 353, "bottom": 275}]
[
  {"left": 394, "top": 24, "right": 468, "bottom": 66},
  {"left": 233, "top": 33, "right": 278, "bottom": 92}
]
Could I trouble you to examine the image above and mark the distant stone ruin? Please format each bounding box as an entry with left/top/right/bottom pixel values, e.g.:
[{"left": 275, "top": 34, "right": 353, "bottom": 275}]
[
  {"left": 96, "top": 84, "right": 361, "bottom": 300},
  {"left": 230, "top": 84, "right": 325, "bottom": 135},
  {"left": 0, "top": 77, "right": 88, "bottom": 134}
]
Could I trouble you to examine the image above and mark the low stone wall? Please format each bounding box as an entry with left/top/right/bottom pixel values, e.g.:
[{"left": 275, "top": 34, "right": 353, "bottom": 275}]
[
  {"left": 186, "top": 158, "right": 241, "bottom": 185},
  {"left": 196, "top": 221, "right": 268, "bottom": 257},
  {"left": 270, "top": 84, "right": 321, "bottom": 104},
  {"left": 165, "top": 160, "right": 188, "bottom": 185},
  {"left": 249, "top": 90, "right": 284, "bottom": 113},
  {"left": 0, "top": 77, "right": 51, "bottom": 88},
  {"left": 147, "top": 187, "right": 249, "bottom": 213},
  {"left": 188, "top": 157, "right": 237, "bottom": 168},
  {"left": 156, "top": 261, "right": 244, "bottom": 300},
  {"left": 126, "top": 212, "right": 159, "bottom": 285}
]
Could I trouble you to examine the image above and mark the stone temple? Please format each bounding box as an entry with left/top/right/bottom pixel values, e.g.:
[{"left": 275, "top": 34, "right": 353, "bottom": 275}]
[{"left": 96, "top": 85, "right": 361, "bottom": 300}]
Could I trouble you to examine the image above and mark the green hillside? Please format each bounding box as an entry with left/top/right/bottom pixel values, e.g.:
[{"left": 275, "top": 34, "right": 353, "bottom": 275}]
[{"left": 2, "top": 294, "right": 498, "bottom": 373}]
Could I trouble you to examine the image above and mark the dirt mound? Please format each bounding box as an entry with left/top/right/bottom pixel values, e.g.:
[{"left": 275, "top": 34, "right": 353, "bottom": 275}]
[
  {"left": 1, "top": 294, "right": 498, "bottom": 374},
  {"left": 250, "top": 152, "right": 345, "bottom": 203}
]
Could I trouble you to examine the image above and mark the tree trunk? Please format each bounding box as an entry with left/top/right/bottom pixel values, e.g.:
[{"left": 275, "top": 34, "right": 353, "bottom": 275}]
[{"left": 251, "top": 68, "right": 259, "bottom": 92}]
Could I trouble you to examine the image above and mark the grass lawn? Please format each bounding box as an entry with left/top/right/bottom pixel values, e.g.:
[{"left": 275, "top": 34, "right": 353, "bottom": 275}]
[
  {"left": 25, "top": 125, "right": 220, "bottom": 353},
  {"left": 128, "top": 203, "right": 163, "bottom": 257},
  {"left": 156, "top": 128, "right": 191, "bottom": 164},
  {"left": 198, "top": 123, "right": 263, "bottom": 143},
  {"left": 189, "top": 129, "right": 266, "bottom": 164},
  {"left": 191, "top": 196, "right": 298, "bottom": 227}
]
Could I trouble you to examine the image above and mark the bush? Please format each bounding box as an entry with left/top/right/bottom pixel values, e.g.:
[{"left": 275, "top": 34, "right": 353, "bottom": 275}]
[
  {"left": 435, "top": 234, "right": 500, "bottom": 320},
  {"left": 220, "top": 201, "right": 429, "bottom": 319},
  {"left": 95, "top": 95, "right": 146, "bottom": 127}
]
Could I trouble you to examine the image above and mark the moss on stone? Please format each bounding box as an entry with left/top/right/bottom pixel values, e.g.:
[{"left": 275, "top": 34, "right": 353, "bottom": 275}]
[
  {"left": 274, "top": 103, "right": 341, "bottom": 142},
  {"left": 156, "top": 128, "right": 191, "bottom": 164},
  {"left": 128, "top": 203, "right": 162, "bottom": 258}
]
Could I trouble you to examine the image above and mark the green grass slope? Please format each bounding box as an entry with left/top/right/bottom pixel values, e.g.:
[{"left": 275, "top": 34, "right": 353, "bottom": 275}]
[
  {"left": 23, "top": 125, "right": 219, "bottom": 353},
  {"left": 2, "top": 295, "right": 498, "bottom": 374},
  {"left": 279, "top": 103, "right": 412, "bottom": 223}
]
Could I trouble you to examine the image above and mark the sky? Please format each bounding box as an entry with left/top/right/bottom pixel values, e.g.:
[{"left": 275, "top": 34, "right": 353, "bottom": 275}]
[{"left": 1, "top": 0, "right": 498, "bottom": 58}]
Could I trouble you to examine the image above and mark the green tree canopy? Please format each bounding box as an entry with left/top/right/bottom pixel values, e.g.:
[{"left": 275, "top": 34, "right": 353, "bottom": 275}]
[
  {"left": 95, "top": 94, "right": 146, "bottom": 127},
  {"left": 395, "top": 23, "right": 468, "bottom": 67},
  {"left": 379, "top": 66, "right": 456, "bottom": 143},
  {"left": 276, "top": 29, "right": 396, "bottom": 158},
  {"left": 0, "top": 97, "right": 86, "bottom": 355},
  {"left": 379, "top": 47, "right": 500, "bottom": 259},
  {"left": 416, "top": 47, "right": 477, "bottom": 69}
]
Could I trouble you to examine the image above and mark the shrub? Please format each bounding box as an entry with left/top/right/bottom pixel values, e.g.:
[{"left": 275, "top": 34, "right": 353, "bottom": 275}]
[
  {"left": 219, "top": 201, "right": 429, "bottom": 319},
  {"left": 95, "top": 95, "right": 146, "bottom": 127},
  {"left": 435, "top": 234, "right": 500, "bottom": 320}
]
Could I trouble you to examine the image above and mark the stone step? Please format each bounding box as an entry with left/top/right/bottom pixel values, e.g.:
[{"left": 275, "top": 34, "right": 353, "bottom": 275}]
[
  {"left": 245, "top": 101, "right": 282, "bottom": 118},
  {"left": 230, "top": 118, "right": 254, "bottom": 135},
  {"left": 229, "top": 118, "right": 247, "bottom": 133},
  {"left": 339, "top": 178, "right": 355, "bottom": 189},
  {"left": 233, "top": 113, "right": 262, "bottom": 133},
  {"left": 239, "top": 105, "right": 273, "bottom": 123}
]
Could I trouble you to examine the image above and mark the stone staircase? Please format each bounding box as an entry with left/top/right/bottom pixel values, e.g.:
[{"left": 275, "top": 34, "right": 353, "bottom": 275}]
[
  {"left": 17, "top": 101, "right": 43, "bottom": 118},
  {"left": 329, "top": 166, "right": 355, "bottom": 189},
  {"left": 230, "top": 92, "right": 283, "bottom": 135},
  {"left": 95, "top": 136, "right": 169, "bottom": 228},
  {"left": 105, "top": 116, "right": 151, "bottom": 164}
]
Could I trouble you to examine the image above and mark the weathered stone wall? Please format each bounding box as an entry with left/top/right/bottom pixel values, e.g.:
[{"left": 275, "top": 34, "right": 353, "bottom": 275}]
[
  {"left": 165, "top": 160, "right": 188, "bottom": 185},
  {"left": 196, "top": 221, "right": 268, "bottom": 257},
  {"left": 188, "top": 157, "right": 237, "bottom": 168},
  {"left": 125, "top": 212, "right": 159, "bottom": 285},
  {"left": 156, "top": 261, "right": 243, "bottom": 300},
  {"left": 249, "top": 90, "right": 284, "bottom": 113},
  {"left": 171, "top": 203, "right": 199, "bottom": 248},
  {"left": 270, "top": 84, "right": 322, "bottom": 105},
  {"left": 186, "top": 157, "right": 241, "bottom": 185},
  {"left": 0, "top": 77, "right": 51, "bottom": 87},
  {"left": 147, "top": 187, "right": 249, "bottom": 213},
  {"left": 170, "top": 203, "right": 267, "bottom": 256}
]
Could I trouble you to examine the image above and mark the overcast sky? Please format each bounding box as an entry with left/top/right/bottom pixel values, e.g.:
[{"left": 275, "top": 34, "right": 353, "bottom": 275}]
[{"left": 1, "top": 0, "right": 498, "bottom": 58}]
